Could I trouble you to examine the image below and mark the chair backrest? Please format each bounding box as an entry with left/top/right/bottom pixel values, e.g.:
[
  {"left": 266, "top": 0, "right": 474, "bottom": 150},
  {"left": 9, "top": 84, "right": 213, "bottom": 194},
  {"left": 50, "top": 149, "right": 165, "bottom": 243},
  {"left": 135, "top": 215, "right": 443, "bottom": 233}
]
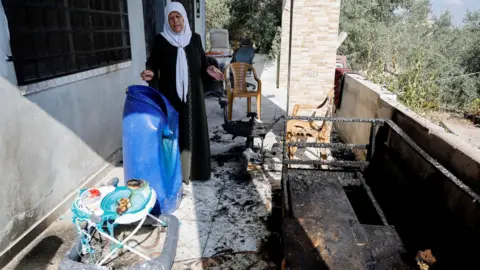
[
  {"left": 224, "top": 62, "right": 252, "bottom": 92},
  {"left": 209, "top": 29, "right": 229, "bottom": 52},
  {"left": 234, "top": 47, "right": 255, "bottom": 64}
]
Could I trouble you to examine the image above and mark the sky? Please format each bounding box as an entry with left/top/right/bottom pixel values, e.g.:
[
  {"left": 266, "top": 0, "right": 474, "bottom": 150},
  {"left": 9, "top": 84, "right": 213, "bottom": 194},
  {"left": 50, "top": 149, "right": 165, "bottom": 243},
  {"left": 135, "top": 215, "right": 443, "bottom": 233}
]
[{"left": 431, "top": 0, "right": 480, "bottom": 25}]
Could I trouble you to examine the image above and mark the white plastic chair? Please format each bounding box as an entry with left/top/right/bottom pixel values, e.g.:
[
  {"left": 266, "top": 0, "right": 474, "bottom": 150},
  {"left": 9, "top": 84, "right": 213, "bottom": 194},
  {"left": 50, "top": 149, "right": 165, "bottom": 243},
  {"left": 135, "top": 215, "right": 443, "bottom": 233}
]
[{"left": 209, "top": 29, "right": 230, "bottom": 53}]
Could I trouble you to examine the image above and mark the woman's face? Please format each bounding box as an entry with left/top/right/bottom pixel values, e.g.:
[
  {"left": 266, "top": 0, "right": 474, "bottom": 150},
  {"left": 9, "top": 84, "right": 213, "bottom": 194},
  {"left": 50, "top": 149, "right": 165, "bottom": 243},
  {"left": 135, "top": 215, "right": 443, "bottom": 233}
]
[{"left": 168, "top": 11, "right": 184, "bottom": 33}]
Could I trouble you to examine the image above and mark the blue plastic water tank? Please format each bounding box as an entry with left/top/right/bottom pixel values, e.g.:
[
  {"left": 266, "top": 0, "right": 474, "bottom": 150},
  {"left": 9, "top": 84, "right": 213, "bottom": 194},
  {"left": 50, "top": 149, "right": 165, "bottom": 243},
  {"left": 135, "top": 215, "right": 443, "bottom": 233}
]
[{"left": 123, "top": 85, "right": 182, "bottom": 215}]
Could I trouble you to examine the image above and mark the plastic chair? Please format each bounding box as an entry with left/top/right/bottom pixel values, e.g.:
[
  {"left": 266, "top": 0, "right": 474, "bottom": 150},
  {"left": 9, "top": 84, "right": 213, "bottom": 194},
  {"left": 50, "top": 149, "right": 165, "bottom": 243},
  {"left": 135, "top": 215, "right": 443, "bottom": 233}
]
[
  {"left": 209, "top": 29, "right": 230, "bottom": 53},
  {"left": 224, "top": 62, "right": 262, "bottom": 121},
  {"left": 233, "top": 47, "right": 256, "bottom": 90},
  {"left": 234, "top": 47, "right": 255, "bottom": 64}
]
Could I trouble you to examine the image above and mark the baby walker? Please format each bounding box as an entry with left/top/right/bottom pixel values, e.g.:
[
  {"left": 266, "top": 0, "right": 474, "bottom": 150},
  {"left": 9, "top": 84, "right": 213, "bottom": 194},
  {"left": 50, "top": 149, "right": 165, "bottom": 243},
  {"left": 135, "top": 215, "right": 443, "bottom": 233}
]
[{"left": 59, "top": 178, "right": 179, "bottom": 270}]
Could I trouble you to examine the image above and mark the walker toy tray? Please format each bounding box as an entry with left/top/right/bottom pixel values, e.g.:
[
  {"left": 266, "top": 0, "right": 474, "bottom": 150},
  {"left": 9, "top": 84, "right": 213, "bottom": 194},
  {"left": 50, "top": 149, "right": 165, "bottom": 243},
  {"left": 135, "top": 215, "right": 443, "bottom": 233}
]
[{"left": 58, "top": 179, "right": 179, "bottom": 270}]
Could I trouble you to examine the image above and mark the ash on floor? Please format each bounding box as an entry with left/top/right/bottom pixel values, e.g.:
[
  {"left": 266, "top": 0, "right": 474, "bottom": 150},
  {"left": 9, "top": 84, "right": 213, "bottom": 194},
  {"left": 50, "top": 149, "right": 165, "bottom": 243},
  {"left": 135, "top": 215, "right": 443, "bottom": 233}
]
[{"left": 172, "top": 142, "right": 281, "bottom": 270}]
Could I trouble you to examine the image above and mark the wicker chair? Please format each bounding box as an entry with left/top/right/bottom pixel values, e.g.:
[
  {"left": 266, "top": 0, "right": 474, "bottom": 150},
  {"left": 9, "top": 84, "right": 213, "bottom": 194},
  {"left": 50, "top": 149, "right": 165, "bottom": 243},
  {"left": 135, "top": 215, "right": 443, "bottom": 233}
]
[{"left": 223, "top": 62, "right": 262, "bottom": 121}]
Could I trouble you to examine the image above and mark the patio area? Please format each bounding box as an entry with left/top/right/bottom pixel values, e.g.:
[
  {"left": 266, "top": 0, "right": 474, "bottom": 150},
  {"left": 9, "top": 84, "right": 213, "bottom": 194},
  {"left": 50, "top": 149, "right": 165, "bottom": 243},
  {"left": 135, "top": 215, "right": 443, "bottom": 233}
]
[{"left": 3, "top": 56, "right": 290, "bottom": 270}]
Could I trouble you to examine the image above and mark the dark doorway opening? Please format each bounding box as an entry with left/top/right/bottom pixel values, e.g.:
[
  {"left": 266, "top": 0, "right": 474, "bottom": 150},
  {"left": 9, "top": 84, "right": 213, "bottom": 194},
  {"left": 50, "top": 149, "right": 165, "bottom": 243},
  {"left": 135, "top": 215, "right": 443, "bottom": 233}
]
[{"left": 143, "top": 0, "right": 157, "bottom": 57}]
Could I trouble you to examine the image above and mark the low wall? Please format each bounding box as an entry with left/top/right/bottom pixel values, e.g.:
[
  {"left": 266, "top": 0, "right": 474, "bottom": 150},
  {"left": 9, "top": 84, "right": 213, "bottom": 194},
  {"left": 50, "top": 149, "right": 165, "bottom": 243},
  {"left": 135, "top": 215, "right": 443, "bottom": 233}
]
[{"left": 334, "top": 74, "right": 480, "bottom": 232}]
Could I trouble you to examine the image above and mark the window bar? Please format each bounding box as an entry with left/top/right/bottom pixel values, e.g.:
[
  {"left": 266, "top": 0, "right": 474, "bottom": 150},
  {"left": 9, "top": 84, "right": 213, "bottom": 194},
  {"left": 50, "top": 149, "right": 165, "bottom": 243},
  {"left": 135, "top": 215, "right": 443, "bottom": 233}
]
[
  {"left": 14, "top": 29, "right": 129, "bottom": 34},
  {"left": 102, "top": 0, "right": 108, "bottom": 64},
  {"left": 63, "top": 0, "right": 77, "bottom": 74},
  {"left": 86, "top": 0, "right": 99, "bottom": 69},
  {"left": 40, "top": 0, "right": 55, "bottom": 78},
  {"left": 20, "top": 46, "right": 131, "bottom": 61},
  {"left": 21, "top": 4, "right": 38, "bottom": 85},
  {"left": 2, "top": 0, "right": 131, "bottom": 85},
  {"left": 119, "top": 0, "right": 128, "bottom": 58},
  {"left": 4, "top": 2, "right": 128, "bottom": 16},
  {"left": 53, "top": 0, "right": 66, "bottom": 76}
]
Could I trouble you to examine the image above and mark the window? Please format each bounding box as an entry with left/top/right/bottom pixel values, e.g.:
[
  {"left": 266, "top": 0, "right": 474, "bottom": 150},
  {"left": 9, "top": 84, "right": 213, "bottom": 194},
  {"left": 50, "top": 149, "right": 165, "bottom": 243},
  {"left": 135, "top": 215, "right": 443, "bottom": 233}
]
[{"left": 2, "top": 0, "right": 131, "bottom": 86}]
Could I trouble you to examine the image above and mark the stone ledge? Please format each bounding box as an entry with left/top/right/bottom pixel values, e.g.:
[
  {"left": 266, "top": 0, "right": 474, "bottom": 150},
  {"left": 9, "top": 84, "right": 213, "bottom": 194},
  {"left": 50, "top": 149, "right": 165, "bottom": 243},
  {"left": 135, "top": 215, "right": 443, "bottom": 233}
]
[
  {"left": 348, "top": 74, "right": 480, "bottom": 163},
  {"left": 335, "top": 73, "right": 480, "bottom": 190}
]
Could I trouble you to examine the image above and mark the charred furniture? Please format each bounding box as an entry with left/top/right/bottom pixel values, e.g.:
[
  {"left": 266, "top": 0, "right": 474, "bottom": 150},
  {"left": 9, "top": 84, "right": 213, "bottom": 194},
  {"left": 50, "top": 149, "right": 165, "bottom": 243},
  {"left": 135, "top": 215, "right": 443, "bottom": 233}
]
[
  {"left": 281, "top": 117, "right": 480, "bottom": 269},
  {"left": 222, "top": 112, "right": 283, "bottom": 171}
]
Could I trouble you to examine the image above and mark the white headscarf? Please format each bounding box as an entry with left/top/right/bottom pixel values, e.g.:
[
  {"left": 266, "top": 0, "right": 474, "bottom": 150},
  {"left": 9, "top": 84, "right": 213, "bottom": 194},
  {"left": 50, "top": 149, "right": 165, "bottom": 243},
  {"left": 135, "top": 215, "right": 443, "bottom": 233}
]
[{"left": 161, "top": 2, "right": 192, "bottom": 102}]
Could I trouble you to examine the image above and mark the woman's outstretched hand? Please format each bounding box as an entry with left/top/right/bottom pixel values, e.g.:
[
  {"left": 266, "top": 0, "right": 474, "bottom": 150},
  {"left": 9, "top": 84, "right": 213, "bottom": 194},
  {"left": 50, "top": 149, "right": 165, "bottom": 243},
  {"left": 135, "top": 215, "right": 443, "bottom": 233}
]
[
  {"left": 141, "top": 70, "right": 154, "bottom": 81},
  {"left": 206, "top": 65, "right": 224, "bottom": 81}
]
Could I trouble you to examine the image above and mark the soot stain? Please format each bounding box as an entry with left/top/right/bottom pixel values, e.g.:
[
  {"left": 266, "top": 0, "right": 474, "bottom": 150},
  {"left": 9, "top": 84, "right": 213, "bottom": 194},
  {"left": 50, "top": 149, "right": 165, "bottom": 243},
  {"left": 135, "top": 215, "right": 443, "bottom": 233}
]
[{"left": 201, "top": 143, "right": 281, "bottom": 268}]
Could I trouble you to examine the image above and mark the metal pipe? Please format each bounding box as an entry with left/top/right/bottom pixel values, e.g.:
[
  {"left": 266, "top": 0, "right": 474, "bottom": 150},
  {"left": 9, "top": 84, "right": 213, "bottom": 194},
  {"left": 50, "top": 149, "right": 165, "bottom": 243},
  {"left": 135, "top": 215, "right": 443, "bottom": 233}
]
[
  {"left": 286, "top": 0, "right": 294, "bottom": 116},
  {"left": 367, "top": 122, "right": 378, "bottom": 161},
  {"left": 356, "top": 172, "right": 389, "bottom": 226},
  {"left": 286, "top": 142, "right": 368, "bottom": 149},
  {"left": 286, "top": 116, "right": 385, "bottom": 123},
  {"left": 282, "top": 0, "right": 295, "bottom": 171},
  {"left": 283, "top": 159, "right": 368, "bottom": 168}
]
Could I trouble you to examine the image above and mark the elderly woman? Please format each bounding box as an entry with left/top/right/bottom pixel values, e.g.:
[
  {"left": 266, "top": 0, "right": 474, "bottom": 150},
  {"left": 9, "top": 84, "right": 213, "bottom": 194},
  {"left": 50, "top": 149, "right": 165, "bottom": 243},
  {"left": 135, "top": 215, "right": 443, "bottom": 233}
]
[{"left": 140, "top": 2, "right": 223, "bottom": 184}]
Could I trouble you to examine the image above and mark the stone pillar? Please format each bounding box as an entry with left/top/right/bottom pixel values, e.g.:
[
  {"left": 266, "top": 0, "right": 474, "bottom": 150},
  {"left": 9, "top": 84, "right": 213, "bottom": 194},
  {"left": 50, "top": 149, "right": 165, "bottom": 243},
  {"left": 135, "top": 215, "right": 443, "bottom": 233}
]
[{"left": 278, "top": 0, "right": 341, "bottom": 114}]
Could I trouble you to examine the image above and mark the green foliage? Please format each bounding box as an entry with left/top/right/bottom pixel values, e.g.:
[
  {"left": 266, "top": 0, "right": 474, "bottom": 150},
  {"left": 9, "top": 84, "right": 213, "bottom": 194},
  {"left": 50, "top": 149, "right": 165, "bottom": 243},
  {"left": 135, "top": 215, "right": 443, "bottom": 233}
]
[
  {"left": 268, "top": 27, "right": 282, "bottom": 59},
  {"left": 467, "top": 98, "right": 480, "bottom": 115},
  {"left": 339, "top": 0, "right": 480, "bottom": 113},
  {"left": 205, "top": 0, "right": 230, "bottom": 30},
  {"left": 205, "top": 0, "right": 230, "bottom": 51},
  {"left": 205, "top": 0, "right": 282, "bottom": 55}
]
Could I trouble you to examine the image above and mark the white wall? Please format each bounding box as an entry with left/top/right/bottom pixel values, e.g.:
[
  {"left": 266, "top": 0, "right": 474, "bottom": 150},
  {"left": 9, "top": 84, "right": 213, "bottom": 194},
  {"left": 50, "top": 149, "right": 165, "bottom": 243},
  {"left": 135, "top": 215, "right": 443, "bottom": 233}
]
[
  {"left": 0, "top": 0, "right": 146, "bottom": 259},
  {"left": 195, "top": 0, "right": 206, "bottom": 49},
  {"left": 0, "top": 3, "right": 16, "bottom": 85}
]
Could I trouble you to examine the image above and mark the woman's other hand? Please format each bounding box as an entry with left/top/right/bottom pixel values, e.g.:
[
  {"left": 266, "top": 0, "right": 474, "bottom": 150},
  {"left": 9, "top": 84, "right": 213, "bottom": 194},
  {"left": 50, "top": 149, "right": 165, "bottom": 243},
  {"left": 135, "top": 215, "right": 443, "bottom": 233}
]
[
  {"left": 206, "top": 65, "right": 224, "bottom": 81},
  {"left": 141, "top": 70, "right": 154, "bottom": 81}
]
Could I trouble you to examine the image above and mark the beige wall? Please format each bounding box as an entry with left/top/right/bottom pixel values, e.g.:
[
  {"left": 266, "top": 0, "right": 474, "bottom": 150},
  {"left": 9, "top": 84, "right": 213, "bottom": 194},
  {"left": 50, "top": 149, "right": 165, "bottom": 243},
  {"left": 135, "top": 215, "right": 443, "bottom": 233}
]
[
  {"left": 279, "top": 0, "right": 341, "bottom": 113},
  {"left": 334, "top": 74, "right": 480, "bottom": 233},
  {"left": 335, "top": 74, "right": 480, "bottom": 192}
]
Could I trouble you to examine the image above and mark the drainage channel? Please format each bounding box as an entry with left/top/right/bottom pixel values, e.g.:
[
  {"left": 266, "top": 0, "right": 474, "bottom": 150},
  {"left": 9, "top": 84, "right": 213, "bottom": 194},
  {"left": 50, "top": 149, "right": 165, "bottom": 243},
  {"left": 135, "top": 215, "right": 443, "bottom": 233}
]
[
  {"left": 364, "top": 146, "right": 480, "bottom": 269},
  {"left": 282, "top": 124, "right": 408, "bottom": 269}
]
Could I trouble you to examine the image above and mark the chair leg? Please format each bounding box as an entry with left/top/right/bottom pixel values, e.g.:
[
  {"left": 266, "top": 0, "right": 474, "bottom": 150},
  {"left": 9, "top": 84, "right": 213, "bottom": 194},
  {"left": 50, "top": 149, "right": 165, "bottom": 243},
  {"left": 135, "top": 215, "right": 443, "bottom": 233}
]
[
  {"left": 228, "top": 93, "right": 234, "bottom": 121},
  {"left": 256, "top": 93, "right": 261, "bottom": 120},
  {"left": 247, "top": 97, "right": 251, "bottom": 113}
]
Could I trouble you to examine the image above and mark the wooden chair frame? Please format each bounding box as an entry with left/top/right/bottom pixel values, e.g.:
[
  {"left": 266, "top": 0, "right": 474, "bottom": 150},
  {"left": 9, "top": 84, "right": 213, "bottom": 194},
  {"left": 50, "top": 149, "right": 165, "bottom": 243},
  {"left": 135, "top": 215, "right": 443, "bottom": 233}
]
[{"left": 286, "top": 88, "right": 335, "bottom": 161}]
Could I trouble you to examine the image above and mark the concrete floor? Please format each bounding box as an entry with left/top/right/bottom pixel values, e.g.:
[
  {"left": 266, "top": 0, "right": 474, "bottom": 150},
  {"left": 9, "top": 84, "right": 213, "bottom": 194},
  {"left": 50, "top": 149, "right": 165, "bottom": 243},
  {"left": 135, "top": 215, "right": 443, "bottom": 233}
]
[
  {"left": 4, "top": 55, "right": 287, "bottom": 270},
  {"left": 441, "top": 118, "right": 480, "bottom": 149}
]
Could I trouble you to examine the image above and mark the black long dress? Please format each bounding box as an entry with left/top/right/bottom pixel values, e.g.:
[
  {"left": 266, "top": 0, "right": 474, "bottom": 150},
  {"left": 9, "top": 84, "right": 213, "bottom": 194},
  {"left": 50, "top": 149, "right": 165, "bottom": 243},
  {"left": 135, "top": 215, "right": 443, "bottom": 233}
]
[{"left": 146, "top": 33, "right": 211, "bottom": 183}]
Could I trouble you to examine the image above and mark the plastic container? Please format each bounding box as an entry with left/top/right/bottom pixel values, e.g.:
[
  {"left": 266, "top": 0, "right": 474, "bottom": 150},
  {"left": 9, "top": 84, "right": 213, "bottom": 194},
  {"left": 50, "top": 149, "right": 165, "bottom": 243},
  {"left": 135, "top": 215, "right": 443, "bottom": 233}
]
[{"left": 122, "top": 85, "right": 182, "bottom": 215}]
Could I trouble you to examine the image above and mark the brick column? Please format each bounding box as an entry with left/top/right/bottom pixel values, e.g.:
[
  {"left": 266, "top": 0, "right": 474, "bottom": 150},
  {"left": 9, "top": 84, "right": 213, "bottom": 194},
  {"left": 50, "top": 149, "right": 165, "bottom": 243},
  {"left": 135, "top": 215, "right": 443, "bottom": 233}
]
[{"left": 278, "top": 0, "right": 341, "bottom": 114}]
